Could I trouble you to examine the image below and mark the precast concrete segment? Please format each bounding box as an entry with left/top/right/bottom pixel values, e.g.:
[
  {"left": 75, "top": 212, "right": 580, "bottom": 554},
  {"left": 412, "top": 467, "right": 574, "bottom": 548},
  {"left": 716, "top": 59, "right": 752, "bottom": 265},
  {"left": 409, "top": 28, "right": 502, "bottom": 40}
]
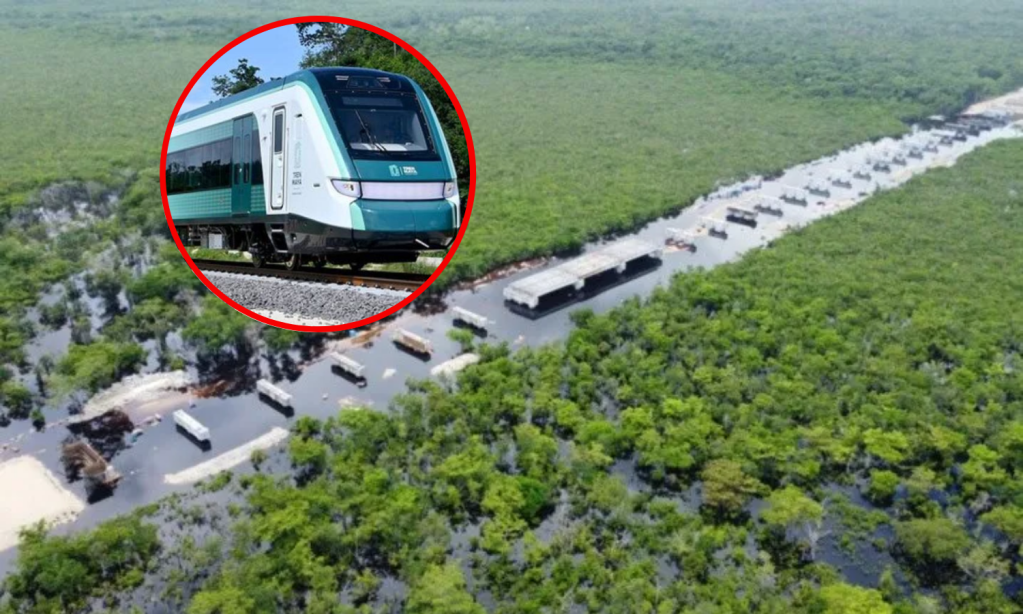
[
  {"left": 163, "top": 427, "right": 289, "bottom": 485},
  {"left": 503, "top": 238, "right": 662, "bottom": 308}
]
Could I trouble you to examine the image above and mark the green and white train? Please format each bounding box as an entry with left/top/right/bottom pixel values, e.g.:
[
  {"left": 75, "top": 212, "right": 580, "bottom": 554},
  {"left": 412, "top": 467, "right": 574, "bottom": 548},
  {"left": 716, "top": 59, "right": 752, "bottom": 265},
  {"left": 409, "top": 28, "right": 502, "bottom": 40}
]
[{"left": 166, "top": 67, "right": 462, "bottom": 269}]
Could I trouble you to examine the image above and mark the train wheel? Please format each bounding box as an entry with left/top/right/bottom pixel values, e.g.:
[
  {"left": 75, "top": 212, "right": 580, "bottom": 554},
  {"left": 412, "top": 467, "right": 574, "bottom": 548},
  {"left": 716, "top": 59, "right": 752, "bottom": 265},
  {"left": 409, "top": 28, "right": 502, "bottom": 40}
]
[
  {"left": 313, "top": 257, "right": 326, "bottom": 269},
  {"left": 285, "top": 254, "right": 301, "bottom": 271},
  {"left": 251, "top": 254, "right": 264, "bottom": 269}
]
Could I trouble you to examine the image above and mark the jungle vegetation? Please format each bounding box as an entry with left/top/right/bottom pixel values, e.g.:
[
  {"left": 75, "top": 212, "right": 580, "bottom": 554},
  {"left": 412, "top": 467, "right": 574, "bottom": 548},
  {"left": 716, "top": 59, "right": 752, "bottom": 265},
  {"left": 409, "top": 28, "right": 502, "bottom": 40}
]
[
  {"left": 4, "top": 128, "right": 1022, "bottom": 613},
  {"left": 3, "top": 0, "right": 1021, "bottom": 391},
  {"left": 1, "top": 1, "right": 1022, "bottom": 609}
]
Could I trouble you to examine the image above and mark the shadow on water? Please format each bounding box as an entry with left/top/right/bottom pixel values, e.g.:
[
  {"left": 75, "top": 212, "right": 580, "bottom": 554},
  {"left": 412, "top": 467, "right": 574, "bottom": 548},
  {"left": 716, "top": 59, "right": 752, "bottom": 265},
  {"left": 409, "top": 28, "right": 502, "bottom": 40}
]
[
  {"left": 174, "top": 424, "right": 212, "bottom": 452},
  {"left": 724, "top": 214, "right": 758, "bottom": 228},
  {"left": 452, "top": 319, "right": 489, "bottom": 339},
  {"left": 64, "top": 410, "right": 134, "bottom": 475},
  {"left": 392, "top": 342, "right": 432, "bottom": 362},
  {"left": 194, "top": 347, "right": 260, "bottom": 397},
  {"left": 85, "top": 482, "right": 117, "bottom": 505},
  {"left": 257, "top": 393, "right": 295, "bottom": 418},
  {"left": 266, "top": 353, "right": 303, "bottom": 384},
  {"left": 329, "top": 365, "right": 368, "bottom": 388},
  {"left": 506, "top": 256, "right": 663, "bottom": 320}
]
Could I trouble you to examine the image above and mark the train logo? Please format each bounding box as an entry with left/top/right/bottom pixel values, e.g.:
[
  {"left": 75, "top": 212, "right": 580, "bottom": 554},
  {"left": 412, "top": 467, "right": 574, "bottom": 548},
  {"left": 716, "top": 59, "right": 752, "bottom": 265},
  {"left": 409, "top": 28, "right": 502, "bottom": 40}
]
[{"left": 389, "top": 164, "right": 400, "bottom": 177}]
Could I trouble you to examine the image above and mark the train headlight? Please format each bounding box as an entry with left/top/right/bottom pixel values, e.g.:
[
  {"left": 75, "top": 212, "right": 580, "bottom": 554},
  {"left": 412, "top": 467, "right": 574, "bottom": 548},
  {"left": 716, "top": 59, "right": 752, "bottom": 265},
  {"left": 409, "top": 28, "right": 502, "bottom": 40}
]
[
  {"left": 443, "top": 181, "right": 457, "bottom": 198},
  {"left": 331, "top": 179, "right": 361, "bottom": 198}
]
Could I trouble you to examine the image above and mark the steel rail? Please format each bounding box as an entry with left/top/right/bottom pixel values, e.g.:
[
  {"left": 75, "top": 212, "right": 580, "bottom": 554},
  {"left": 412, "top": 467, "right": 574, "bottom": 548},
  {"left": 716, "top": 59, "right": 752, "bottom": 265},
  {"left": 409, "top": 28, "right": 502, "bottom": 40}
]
[{"left": 192, "top": 259, "right": 427, "bottom": 292}]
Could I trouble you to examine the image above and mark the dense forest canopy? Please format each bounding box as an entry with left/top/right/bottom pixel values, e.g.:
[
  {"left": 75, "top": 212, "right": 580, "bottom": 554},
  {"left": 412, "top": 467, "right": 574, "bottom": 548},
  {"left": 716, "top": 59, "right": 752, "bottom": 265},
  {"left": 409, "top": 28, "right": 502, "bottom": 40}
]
[
  {"left": 0, "top": 3, "right": 1022, "bottom": 609},
  {"left": 5, "top": 130, "right": 1022, "bottom": 614}
]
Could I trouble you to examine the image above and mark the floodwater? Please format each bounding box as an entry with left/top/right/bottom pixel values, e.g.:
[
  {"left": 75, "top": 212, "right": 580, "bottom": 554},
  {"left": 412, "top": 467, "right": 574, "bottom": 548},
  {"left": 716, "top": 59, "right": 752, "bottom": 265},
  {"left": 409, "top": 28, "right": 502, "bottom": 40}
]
[{"left": 0, "top": 115, "right": 1019, "bottom": 575}]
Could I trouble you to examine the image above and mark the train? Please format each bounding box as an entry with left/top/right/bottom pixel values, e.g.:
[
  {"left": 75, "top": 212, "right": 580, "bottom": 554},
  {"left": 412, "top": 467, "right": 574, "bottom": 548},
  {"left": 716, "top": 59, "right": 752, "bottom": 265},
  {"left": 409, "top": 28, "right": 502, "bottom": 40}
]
[{"left": 166, "top": 67, "right": 462, "bottom": 270}]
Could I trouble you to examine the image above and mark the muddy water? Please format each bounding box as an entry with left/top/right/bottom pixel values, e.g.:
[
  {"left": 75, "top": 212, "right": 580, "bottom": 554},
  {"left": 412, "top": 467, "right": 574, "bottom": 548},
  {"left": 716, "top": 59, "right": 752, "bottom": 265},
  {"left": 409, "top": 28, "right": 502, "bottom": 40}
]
[{"left": 0, "top": 119, "right": 1019, "bottom": 574}]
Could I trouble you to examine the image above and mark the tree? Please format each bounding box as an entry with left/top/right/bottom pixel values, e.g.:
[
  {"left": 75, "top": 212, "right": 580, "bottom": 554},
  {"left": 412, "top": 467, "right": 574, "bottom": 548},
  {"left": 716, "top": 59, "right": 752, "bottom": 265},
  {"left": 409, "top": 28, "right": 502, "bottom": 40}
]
[
  {"left": 980, "top": 506, "right": 1023, "bottom": 545},
  {"left": 447, "top": 328, "right": 475, "bottom": 353},
  {"left": 181, "top": 295, "right": 252, "bottom": 358},
  {"left": 188, "top": 576, "right": 258, "bottom": 614},
  {"left": 1, "top": 380, "right": 33, "bottom": 418},
  {"left": 818, "top": 583, "right": 893, "bottom": 614},
  {"left": 960, "top": 444, "right": 1008, "bottom": 497},
  {"left": 894, "top": 517, "right": 970, "bottom": 580},
  {"left": 55, "top": 340, "right": 146, "bottom": 393},
  {"left": 862, "top": 428, "right": 910, "bottom": 466},
  {"left": 406, "top": 563, "right": 484, "bottom": 614},
  {"left": 262, "top": 326, "right": 299, "bottom": 354},
  {"left": 957, "top": 541, "right": 1009, "bottom": 583},
  {"left": 762, "top": 485, "right": 826, "bottom": 560},
  {"left": 211, "top": 59, "right": 265, "bottom": 99},
  {"left": 4, "top": 517, "right": 159, "bottom": 612},
  {"left": 866, "top": 469, "right": 900, "bottom": 505},
  {"left": 701, "top": 459, "right": 764, "bottom": 516}
]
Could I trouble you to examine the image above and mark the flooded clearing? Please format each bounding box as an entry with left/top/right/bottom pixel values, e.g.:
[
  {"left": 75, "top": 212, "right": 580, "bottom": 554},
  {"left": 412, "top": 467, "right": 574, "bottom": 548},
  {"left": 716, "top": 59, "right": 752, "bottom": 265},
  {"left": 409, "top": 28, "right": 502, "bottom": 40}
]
[
  {"left": 0, "top": 105, "right": 1019, "bottom": 570},
  {"left": 70, "top": 371, "right": 193, "bottom": 425}
]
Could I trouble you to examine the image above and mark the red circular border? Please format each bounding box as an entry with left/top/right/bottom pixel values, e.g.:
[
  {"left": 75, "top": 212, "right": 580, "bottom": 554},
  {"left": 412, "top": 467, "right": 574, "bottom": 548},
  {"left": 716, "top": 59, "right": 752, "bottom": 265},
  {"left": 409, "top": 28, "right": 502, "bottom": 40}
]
[{"left": 160, "top": 16, "right": 475, "bottom": 332}]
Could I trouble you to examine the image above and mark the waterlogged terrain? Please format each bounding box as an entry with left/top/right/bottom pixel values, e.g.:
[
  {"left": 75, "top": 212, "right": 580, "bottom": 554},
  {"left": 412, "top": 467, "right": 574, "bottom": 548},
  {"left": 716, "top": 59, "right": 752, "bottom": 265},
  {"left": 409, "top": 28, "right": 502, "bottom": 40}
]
[
  {"left": 1, "top": 109, "right": 1020, "bottom": 611},
  {"left": 3, "top": 1, "right": 1023, "bottom": 611}
]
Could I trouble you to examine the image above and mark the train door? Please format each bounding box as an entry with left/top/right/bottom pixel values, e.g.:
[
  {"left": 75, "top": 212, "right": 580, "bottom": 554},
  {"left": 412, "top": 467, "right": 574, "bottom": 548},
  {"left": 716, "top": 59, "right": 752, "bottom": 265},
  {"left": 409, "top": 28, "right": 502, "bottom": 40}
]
[
  {"left": 270, "top": 107, "right": 286, "bottom": 211},
  {"left": 231, "top": 117, "right": 252, "bottom": 215}
]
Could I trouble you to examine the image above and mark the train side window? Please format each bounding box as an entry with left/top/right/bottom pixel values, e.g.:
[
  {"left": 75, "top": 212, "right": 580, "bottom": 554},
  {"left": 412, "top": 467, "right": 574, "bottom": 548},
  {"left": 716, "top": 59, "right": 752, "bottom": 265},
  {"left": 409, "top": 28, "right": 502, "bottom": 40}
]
[
  {"left": 234, "top": 136, "right": 242, "bottom": 185},
  {"left": 251, "top": 126, "right": 263, "bottom": 185},
  {"left": 185, "top": 147, "right": 201, "bottom": 190},
  {"left": 243, "top": 132, "right": 252, "bottom": 183},
  {"left": 165, "top": 152, "right": 180, "bottom": 194},
  {"left": 218, "top": 139, "right": 232, "bottom": 188},
  {"left": 201, "top": 143, "right": 214, "bottom": 190},
  {"left": 273, "top": 112, "right": 284, "bottom": 153}
]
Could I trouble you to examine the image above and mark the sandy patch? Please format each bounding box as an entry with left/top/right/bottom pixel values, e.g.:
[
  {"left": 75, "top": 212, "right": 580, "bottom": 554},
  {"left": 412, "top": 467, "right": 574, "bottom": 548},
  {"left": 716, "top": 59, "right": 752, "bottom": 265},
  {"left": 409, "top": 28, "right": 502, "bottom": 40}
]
[
  {"left": 73, "top": 371, "right": 192, "bottom": 424},
  {"left": 0, "top": 456, "right": 85, "bottom": 551},
  {"left": 163, "top": 427, "right": 289, "bottom": 485},
  {"left": 964, "top": 87, "right": 1023, "bottom": 118}
]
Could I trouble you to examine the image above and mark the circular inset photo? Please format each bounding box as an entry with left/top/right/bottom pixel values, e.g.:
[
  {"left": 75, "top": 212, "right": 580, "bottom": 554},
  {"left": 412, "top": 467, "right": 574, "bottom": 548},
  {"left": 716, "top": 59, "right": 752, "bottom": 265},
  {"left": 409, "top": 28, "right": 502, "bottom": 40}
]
[{"left": 161, "top": 17, "right": 474, "bottom": 331}]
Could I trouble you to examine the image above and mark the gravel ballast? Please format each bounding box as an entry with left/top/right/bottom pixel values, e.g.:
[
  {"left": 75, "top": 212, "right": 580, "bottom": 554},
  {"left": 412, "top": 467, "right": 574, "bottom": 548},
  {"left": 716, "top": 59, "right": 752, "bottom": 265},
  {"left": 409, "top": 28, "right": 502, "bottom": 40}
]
[{"left": 206, "top": 272, "right": 409, "bottom": 324}]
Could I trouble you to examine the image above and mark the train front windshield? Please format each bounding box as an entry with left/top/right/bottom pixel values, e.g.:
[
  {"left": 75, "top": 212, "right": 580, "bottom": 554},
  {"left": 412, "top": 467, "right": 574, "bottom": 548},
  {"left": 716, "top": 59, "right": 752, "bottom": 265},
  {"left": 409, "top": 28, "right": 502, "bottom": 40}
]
[{"left": 326, "top": 91, "right": 439, "bottom": 160}]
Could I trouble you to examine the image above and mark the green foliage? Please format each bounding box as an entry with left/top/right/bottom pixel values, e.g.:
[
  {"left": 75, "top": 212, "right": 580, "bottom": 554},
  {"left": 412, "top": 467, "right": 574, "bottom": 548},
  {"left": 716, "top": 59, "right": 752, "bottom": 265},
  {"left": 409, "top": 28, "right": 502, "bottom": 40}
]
[
  {"left": 262, "top": 326, "right": 300, "bottom": 353},
  {"left": 447, "top": 327, "right": 475, "bottom": 353},
  {"left": 249, "top": 448, "right": 268, "bottom": 469},
  {"left": 818, "top": 582, "right": 893, "bottom": 614},
  {"left": 700, "top": 459, "right": 764, "bottom": 516},
  {"left": 2, "top": 516, "right": 159, "bottom": 612},
  {"left": 981, "top": 506, "right": 1023, "bottom": 544},
  {"left": 1, "top": 380, "right": 33, "bottom": 418},
  {"left": 198, "top": 472, "right": 233, "bottom": 494},
  {"left": 55, "top": 340, "right": 146, "bottom": 394},
  {"left": 762, "top": 485, "right": 824, "bottom": 529},
  {"left": 867, "top": 470, "right": 901, "bottom": 505},
  {"left": 3, "top": 4, "right": 1023, "bottom": 612},
  {"left": 210, "top": 58, "right": 266, "bottom": 99},
  {"left": 406, "top": 563, "right": 484, "bottom": 614},
  {"left": 894, "top": 517, "right": 970, "bottom": 571},
  {"left": 181, "top": 295, "right": 253, "bottom": 357},
  {"left": 127, "top": 262, "right": 202, "bottom": 304}
]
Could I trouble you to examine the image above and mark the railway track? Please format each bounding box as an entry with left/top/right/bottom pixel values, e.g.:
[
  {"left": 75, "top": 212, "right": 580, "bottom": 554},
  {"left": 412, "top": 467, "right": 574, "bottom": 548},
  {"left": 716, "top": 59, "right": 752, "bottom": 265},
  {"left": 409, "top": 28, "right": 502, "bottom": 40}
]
[{"left": 192, "top": 259, "right": 428, "bottom": 292}]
